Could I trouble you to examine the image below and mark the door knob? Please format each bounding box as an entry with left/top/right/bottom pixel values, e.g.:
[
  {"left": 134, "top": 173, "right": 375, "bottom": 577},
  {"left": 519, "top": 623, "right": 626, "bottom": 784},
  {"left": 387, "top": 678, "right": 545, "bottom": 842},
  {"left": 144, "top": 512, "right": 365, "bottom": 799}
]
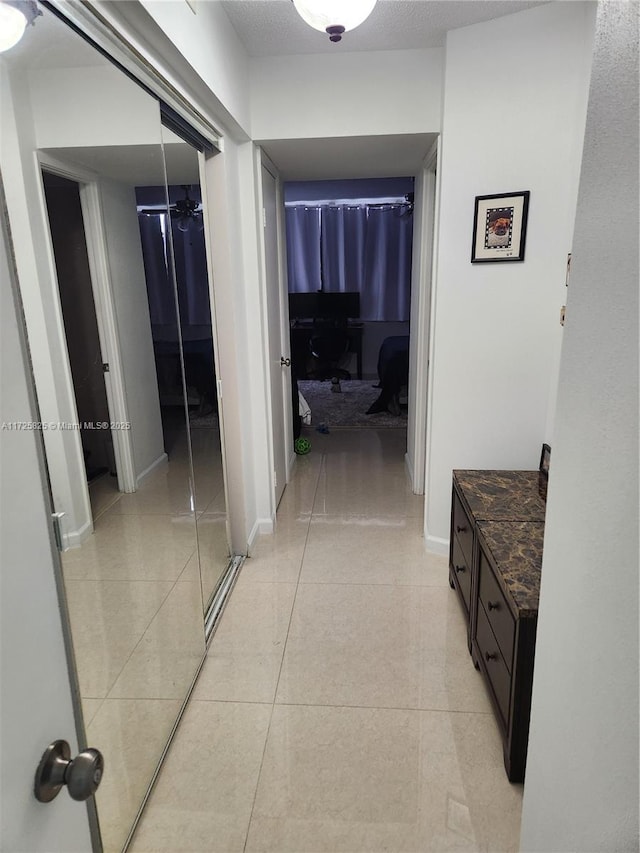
[
  {"left": 280, "top": 357, "right": 291, "bottom": 367},
  {"left": 34, "top": 740, "right": 104, "bottom": 803}
]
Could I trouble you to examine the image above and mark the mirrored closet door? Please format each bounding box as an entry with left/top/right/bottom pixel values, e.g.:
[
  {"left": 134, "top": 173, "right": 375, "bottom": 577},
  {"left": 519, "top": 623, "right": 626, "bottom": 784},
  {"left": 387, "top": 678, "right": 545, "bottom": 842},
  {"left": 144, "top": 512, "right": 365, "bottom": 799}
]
[
  {"left": 1, "top": 7, "right": 230, "bottom": 851},
  {"left": 144, "top": 129, "right": 231, "bottom": 613}
]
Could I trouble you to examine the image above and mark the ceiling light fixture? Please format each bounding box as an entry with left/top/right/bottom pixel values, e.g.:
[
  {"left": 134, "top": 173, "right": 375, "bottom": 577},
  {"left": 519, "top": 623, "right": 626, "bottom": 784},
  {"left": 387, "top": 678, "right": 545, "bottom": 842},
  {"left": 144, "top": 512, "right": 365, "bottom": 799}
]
[
  {"left": 0, "top": 0, "right": 41, "bottom": 53},
  {"left": 292, "top": 0, "right": 376, "bottom": 43}
]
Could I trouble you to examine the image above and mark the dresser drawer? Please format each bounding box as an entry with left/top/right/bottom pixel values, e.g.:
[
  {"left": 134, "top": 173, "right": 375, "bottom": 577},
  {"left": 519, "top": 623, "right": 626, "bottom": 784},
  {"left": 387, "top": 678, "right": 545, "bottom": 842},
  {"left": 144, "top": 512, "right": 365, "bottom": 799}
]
[
  {"left": 478, "top": 550, "right": 515, "bottom": 671},
  {"left": 451, "top": 534, "right": 471, "bottom": 613},
  {"left": 452, "top": 493, "right": 473, "bottom": 566},
  {"left": 476, "top": 601, "right": 511, "bottom": 728}
]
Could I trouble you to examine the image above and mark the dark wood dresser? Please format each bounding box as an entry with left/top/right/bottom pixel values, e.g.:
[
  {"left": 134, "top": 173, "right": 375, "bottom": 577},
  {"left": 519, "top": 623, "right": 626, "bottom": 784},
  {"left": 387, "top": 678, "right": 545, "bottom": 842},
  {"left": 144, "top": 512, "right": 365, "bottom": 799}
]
[{"left": 449, "top": 470, "right": 546, "bottom": 782}]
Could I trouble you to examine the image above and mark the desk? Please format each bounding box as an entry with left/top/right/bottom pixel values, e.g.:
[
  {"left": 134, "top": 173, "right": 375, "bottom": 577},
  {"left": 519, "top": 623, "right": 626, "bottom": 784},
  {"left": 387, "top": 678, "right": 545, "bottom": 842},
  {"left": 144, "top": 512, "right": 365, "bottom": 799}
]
[{"left": 290, "top": 321, "right": 364, "bottom": 380}]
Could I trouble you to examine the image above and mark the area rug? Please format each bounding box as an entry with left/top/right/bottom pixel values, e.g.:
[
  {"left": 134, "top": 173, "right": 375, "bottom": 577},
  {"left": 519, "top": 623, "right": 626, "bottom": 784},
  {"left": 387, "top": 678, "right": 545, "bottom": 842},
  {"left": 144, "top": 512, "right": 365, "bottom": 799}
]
[
  {"left": 189, "top": 410, "right": 219, "bottom": 429},
  {"left": 298, "top": 379, "right": 407, "bottom": 429}
]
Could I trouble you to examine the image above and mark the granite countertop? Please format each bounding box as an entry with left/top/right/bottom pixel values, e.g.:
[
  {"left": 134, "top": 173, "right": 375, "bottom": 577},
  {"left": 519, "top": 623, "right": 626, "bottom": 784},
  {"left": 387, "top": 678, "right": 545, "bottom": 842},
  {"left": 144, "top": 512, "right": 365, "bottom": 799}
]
[
  {"left": 477, "top": 521, "right": 545, "bottom": 617},
  {"left": 453, "top": 469, "right": 546, "bottom": 522}
]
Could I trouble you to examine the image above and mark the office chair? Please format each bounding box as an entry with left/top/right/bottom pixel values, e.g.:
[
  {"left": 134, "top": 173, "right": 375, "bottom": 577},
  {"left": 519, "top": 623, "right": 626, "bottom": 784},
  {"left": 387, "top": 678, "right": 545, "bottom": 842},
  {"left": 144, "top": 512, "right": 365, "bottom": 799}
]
[{"left": 309, "top": 324, "right": 351, "bottom": 381}]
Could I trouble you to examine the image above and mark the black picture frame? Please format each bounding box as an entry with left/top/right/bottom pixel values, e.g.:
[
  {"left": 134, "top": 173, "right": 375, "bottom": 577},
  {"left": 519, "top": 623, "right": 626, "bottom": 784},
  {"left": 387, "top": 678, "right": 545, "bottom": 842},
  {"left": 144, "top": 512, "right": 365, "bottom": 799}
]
[
  {"left": 538, "top": 442, "right": 551, "bottom": 501},
  {"left": 471, "top": 190, "right": 530, "bottom": 263},
  {"left": 539, "top": 443, "right": 551, "bottom": 475}
]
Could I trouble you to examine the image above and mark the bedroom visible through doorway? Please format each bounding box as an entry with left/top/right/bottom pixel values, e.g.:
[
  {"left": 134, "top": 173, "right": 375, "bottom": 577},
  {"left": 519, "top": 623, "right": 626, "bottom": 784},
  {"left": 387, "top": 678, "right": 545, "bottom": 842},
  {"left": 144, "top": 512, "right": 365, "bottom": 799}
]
[{"left": 285, "top": 177, "right": 413, "bottom": 442}]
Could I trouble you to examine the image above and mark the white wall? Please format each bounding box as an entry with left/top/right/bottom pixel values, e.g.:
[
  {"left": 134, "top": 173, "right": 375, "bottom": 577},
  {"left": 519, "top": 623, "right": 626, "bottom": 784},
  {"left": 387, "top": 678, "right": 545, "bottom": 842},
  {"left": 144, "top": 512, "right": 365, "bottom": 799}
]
[
  {"left": 30, "top": 65, "right": 161, "bottom": 149},
  {"left": 139, "top": 0, "right": 251, "bottom": 136},
  {"left": 99, "top": 179, "right": 165, "bottom": 480},
  {"left": 521, "top": 4, "right": 639, "bottom": 849},
  {"left": 251, "top": 48, "right": 443, "bottom": 141},
  {"left": 0, "top": 65, "right": 92, "bottom": 545},
  {"left": 424, "top": 2, "right": 596, "bottom": 550}
]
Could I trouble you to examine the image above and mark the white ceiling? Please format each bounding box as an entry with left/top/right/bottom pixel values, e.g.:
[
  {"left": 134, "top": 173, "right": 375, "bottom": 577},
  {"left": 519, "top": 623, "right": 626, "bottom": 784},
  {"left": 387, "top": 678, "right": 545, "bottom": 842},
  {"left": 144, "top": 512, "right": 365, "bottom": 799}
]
[
  {"left": 41, "top": 143, "right": 200, "bottom": 186},
  {"left": 219, "top": 0, "right": 547, "bottom": 56},
  {"left": 261, "top": 134, "right": 438, "bottom": 180}
]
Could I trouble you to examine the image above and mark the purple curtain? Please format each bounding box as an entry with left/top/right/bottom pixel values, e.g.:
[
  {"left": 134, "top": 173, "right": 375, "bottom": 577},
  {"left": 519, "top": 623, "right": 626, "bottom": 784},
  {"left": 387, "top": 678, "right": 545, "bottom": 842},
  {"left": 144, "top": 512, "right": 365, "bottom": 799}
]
[
  {"left": 321, "top": 205, "right": 367, "bottom": 294},
  {"left": 170, "top": 221, "right": 211, "bottom": 326},
  {"left": 285, "top": 206, "right": 321, "bottom": 292},
  {"left": 362, "top": 204, "right": 413, "bottom": 321},
  {"left": 138, "top": 213, "right": 212, "bottom": 328},
  {"left": 285, "top": 202, "right": 413, "bottom": 321},
  {"left": 137, "top": 214, "right": 175, "bottom": 326}
]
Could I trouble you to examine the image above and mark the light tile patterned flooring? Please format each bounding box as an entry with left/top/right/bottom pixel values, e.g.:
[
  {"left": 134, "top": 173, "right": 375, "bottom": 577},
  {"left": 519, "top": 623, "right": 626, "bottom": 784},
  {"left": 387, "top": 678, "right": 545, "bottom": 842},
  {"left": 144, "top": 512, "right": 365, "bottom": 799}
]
[
  {"left": 62, "top": 423, "right": 228, "bottom": 853},
  {"left": 130, "top": 429, "right": 523, "bottom": 852}
]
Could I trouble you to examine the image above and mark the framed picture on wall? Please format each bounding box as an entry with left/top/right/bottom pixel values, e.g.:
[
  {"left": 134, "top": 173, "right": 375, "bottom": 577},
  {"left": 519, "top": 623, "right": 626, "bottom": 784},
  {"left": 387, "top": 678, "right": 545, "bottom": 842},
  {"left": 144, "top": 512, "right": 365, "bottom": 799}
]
[
  {"left": 471, "top": 190, "right": 530, "bottom": 263},
  {"left": 538, "top": 442, "right": 551, "bottom": 501}
]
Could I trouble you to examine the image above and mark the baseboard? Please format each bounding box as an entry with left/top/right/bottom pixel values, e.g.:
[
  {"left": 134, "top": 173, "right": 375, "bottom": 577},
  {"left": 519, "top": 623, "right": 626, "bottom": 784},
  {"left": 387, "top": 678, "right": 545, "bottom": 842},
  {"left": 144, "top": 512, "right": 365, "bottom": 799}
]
[
  {"left": 136, "top": 452, "right": 168, "bottom": 487},
  {"left": 63, "top": 518, "right": 93, "bottom": 550},
  {"left": 424, "top": 532, "right": 449, "bottom": 556},
  {"left": 247, "top": 516, "right": 274, "bottom": 555}
]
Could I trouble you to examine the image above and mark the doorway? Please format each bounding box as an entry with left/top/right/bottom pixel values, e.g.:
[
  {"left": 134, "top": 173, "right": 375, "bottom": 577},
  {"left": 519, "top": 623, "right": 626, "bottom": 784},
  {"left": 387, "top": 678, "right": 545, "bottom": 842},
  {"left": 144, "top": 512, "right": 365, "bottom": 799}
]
[
  {"left": 263, "top": 146, "right": 439, "bottom": 503},
  {"left": 262, "top": 162, "right": 288, "bottom": 507},
  {"left": 42, "top": 171, "right": 120, "bottom": 520},
  {"left": 281, "top": 176, "right": 415, "bottom": 486}
]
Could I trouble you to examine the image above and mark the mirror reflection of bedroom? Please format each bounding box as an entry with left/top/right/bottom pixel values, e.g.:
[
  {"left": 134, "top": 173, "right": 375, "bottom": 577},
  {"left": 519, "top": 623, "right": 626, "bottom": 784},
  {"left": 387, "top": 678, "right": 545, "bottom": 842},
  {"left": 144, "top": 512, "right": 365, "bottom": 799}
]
[{"left": 286, "top": 177, "right": 414, "bottom": 445}]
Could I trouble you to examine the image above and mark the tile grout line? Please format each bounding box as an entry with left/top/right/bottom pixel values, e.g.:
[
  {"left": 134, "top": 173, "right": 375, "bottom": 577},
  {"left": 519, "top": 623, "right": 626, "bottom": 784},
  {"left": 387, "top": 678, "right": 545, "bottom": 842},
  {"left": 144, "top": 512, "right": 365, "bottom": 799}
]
[
  {"left": 240, "top": 451, "right": 326, "bottom": 853},
  {"left": 190, "top": 696, "right": 494, "bottom": 716},
  {"left": 94, "top": 565, "right": 184, "bottom": 707}
]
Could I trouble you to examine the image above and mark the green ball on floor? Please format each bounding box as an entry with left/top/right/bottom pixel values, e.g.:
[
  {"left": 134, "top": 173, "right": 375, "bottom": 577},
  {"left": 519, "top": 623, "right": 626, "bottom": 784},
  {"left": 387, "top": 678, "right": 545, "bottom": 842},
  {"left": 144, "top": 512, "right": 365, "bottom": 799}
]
[{"left": 294, "top": 437, "right": 311, "bottom": 455}]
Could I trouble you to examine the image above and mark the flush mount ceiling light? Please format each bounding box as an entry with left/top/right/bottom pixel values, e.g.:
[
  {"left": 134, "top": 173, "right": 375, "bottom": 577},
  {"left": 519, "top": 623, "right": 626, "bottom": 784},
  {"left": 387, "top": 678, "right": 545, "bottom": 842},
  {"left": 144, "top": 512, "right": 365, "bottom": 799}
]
[
  {"left": 292, "top": 0, "right": 377, "bottom": 43},
  {"left": 0, "top": 0, "right": 41, "bottom": 52}
]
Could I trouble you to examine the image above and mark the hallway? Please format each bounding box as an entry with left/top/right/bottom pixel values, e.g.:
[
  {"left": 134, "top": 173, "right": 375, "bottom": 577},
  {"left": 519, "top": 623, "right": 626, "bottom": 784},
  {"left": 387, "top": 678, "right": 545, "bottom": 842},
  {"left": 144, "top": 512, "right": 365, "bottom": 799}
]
[{"left": 130, "top": 429, "right": 523, "bottom": 852}]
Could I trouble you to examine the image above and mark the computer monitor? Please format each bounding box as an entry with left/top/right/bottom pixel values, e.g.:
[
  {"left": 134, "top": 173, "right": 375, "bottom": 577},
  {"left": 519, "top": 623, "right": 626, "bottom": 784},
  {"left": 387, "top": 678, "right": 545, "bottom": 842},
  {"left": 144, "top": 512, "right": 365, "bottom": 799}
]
[
  {"left": 288, "top": 291, "right": 360, "bottom": 321},
  {"left": 318, "top": 292, "right": 360, "bottom": 320},
  {"left": 288, "top": 292, "right": 319, "bottom": 320}
]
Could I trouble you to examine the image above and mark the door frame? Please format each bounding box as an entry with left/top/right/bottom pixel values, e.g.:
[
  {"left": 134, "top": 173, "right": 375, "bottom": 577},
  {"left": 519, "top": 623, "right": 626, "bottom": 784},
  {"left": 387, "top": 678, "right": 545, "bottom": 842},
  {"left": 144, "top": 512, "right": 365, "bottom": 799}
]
[
  {"left": 406, "top": 138, "right": 440, "bottom": 494},
  {"left": 197, "top": 149, "right": 233, "bottom": 554},
  {"left": 38, "top": 153, "right": 137, "bottom": 507},
  {"left": 273, "top": 161, "right": 295, "bottom": 482},
  {"left": 256, "top": 149, "right": 294, "bottom": 517}
]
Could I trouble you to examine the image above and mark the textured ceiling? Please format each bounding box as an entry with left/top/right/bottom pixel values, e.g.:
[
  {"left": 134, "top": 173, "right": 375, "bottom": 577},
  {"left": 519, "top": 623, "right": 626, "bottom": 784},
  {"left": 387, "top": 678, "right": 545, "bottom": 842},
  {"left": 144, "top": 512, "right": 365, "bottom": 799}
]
[{"left": 219, "top": 0, "right": 547, "bottom": 56}]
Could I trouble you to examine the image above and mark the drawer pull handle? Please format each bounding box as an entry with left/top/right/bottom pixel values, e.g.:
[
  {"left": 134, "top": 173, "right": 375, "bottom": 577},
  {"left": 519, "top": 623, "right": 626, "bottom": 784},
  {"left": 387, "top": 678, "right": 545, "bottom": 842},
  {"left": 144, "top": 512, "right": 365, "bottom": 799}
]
[
  {"left": 455, "top": 525, "right": 467, "bottom": 534},
  {"left": 487, "top": 601, "right": 499, "bottom": 611},
  {"left": 485, "top": 651, "right": 498, "bottom": 662},
  {"left": 455, "top": 565, "right": 466, "bottom": 573}
]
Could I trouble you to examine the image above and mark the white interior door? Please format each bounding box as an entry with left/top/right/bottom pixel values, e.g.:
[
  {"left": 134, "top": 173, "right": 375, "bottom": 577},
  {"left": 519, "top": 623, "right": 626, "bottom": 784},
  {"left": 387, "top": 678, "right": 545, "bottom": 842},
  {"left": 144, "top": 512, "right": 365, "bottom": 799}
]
[
  {"left": 261, "top": 162, "right": 288, "bottom": 508},
  {"left": 1, "top": 206, "right": 95, "bottom": 851},
  {"left": 407, "top": 142, "right": 439, "bottom": 494}
]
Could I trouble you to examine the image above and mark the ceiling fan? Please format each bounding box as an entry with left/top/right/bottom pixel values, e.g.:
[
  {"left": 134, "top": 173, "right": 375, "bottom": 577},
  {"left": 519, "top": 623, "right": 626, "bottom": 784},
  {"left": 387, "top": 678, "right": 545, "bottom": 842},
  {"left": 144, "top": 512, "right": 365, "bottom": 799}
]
[{"left": 138, "top": 185, "right": 203, "bottom": 232}]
